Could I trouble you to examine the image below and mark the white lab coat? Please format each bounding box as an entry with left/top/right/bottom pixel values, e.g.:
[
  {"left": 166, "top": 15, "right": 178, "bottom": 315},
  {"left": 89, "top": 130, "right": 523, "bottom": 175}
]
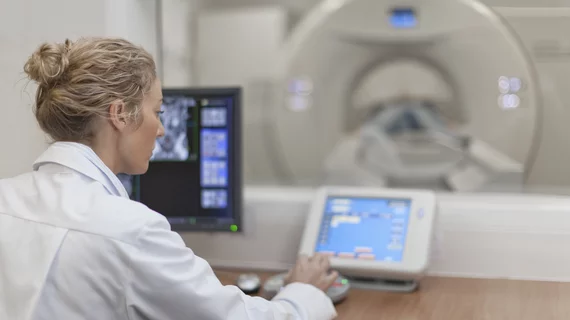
[{"left": 0, "top": 142, "right": 337, "bottom": 320}]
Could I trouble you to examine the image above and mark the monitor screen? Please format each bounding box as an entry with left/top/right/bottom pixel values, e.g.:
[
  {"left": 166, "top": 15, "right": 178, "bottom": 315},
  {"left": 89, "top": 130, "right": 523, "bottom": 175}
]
[
  {"left": 389, "top": 7, "right": 417, "bottom": 29},
  {"left": 315, "top": 197, "right": 411, "bottom": 262},
  {"left": 117, "top": 87, "right": 242, "bottom": 232}
]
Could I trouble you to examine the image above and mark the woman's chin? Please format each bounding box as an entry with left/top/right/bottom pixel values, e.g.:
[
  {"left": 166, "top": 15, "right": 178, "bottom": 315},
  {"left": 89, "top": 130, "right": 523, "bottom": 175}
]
[{"left": 125, "top": 162, "right": 150, "bottom": 176}]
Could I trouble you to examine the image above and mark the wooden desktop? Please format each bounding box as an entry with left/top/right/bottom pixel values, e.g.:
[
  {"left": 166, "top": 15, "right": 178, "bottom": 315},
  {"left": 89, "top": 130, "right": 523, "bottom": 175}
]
[{"left": 215, "top": 269, "right": 570, "bottom": 319}]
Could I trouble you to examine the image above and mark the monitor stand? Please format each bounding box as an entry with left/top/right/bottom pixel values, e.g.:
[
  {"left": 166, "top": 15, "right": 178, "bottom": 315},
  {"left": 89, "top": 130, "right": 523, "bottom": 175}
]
[{"left": 345, "top": 276, "right": 419, "bottom": 293}]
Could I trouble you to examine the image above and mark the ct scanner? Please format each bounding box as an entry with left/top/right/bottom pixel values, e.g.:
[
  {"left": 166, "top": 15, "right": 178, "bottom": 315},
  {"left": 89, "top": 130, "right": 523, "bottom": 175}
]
[
  {"left": 266, "top": 0, "right": 541, "bottom": 192},
  {"left": 239, "top": 0, "right": 570, "bottom": 193}
]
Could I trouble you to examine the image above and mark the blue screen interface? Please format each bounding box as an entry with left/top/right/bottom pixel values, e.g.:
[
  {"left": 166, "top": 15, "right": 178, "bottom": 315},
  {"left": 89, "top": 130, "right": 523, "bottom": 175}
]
[
  {"left": 390, "top": 8, "right": 417, "bottom": 29},
  {"left": 315, "top": 197, "right": 411, "bottom": 262}
]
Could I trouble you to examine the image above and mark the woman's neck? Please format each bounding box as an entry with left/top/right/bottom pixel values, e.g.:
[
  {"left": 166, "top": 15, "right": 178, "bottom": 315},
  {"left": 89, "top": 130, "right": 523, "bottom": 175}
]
[{"left": 88, "top": 129, "right": 123, "bottom": 174}]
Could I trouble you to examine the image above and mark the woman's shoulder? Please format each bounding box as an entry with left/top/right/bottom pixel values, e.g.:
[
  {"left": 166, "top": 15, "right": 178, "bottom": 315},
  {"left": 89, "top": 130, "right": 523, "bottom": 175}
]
[
  {"left": 0, "top": 169, "right": 172, "bottom": 251},
  {"left": 79, "top": 193, "right": 169, "bottom": 246}
]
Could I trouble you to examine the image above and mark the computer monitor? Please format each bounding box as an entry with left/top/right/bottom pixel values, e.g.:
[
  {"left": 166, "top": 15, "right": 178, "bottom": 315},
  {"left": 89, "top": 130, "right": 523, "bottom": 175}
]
[{"left": 117, "top": 87, "right": 242, "bottom": 232}]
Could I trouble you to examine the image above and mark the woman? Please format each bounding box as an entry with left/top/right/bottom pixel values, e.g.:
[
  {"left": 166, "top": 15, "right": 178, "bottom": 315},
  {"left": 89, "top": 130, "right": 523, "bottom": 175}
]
[{"left": 0, "top": 38, "right": 338, "bottom": 320}]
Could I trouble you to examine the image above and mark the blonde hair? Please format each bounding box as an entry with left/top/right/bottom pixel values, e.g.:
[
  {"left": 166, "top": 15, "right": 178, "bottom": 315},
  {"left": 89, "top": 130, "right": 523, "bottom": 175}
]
[{"left": 23, "top": 37, "right": 157, "bottom": 142}]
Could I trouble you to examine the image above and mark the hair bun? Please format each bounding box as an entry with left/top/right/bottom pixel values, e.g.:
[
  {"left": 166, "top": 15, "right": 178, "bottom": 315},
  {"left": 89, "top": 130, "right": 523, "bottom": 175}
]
[{"left": 24, "top": 40, "right": 71, "bottom": 88}]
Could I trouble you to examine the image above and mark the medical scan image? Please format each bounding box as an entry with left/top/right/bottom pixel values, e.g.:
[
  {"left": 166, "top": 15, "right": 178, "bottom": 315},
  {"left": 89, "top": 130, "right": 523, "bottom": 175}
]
[{"left": 152, "top": 97, "right": 190, "bottom": 161}]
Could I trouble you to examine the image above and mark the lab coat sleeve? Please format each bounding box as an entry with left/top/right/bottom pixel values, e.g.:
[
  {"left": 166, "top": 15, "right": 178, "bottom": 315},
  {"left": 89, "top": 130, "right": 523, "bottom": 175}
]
[{"left": 125, "top": 216, "right": 337, "bottom": 320}]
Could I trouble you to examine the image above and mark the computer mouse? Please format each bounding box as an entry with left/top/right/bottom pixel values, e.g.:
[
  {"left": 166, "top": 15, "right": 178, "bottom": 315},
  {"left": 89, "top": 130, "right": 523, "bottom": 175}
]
[{"left": 236, "top": 273, "right": 262, "bottom": 294}]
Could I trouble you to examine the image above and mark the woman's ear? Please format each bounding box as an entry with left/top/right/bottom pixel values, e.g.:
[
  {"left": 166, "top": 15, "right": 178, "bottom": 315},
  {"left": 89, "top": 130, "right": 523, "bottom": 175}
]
[{"left": 109, "top": 100, "right": 128, "bottom": 131}]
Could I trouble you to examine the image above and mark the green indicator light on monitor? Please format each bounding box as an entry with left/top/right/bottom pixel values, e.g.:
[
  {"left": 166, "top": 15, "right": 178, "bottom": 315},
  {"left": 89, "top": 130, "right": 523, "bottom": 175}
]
[{"left": 230, "top": 225, "right": 238, "bottom": 232}]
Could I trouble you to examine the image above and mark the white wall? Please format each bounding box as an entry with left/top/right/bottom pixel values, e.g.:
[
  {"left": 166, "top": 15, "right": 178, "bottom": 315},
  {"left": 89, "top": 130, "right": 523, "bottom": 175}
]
[
  {"left": 105, "top": 0, "right": 159, "bottom": 62},
  {"left": 196, "top": 6, "right": 288, "bottom": 86},
  {"left": 0, "top": 0, "right": 159, "bottom": 178},
  {"left": 160, "top": 0, "right": 195, "bottom": 87}
]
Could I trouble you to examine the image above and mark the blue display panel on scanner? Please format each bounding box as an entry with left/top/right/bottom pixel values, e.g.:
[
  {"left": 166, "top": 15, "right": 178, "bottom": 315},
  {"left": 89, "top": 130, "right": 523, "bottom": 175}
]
[
  {"left": 315, "top": 197, "right": 411, "bottom": 262},
  {"left": 390, "top": 8, "right": 417, "bottom": 29}
]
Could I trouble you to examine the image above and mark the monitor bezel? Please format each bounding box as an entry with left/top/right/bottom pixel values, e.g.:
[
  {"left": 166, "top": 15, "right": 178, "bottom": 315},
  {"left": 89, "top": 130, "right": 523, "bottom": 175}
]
[
  {"left": 299, "top": 186, "right": 436, "bottom": 279},
  {"left": 153, "top": 87, "right": 243, "bottom": 233}
]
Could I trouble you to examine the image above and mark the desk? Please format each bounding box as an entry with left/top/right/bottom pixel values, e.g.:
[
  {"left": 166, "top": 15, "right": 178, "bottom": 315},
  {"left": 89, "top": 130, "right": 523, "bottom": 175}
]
[{"left": 215, "top": 269, "right": 570, "bottom": 319}]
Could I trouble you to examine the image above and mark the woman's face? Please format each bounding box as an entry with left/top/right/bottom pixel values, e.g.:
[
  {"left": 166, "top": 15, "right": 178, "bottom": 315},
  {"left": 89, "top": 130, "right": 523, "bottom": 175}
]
[{"left": 120, "top": 79, "right": 165, "bottom": 175}]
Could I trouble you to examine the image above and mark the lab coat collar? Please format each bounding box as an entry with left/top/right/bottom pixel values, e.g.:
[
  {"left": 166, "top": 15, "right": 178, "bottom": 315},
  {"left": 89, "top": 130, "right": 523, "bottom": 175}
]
[{"left": 33, "top": 142, "right": 130, "bottom": 199}]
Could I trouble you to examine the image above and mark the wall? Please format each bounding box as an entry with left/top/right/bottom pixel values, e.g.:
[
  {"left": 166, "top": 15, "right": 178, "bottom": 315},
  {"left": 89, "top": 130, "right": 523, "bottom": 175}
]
[
  {"left": 160, "top": 0, "right": 195, "bottom": 87},
  {"left": 201, "top": 0, "right": 316, "bottom": 15},
  {"left": 196, "top": 6, "right": 288, "bottom": 86},
  {"left": 105, "top": 0, "right": 159, "bottom": 63}
]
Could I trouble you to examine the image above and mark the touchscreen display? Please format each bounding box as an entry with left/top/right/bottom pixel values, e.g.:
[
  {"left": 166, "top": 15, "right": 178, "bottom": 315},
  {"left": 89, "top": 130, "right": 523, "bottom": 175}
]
[{"left": 315, "top": 197, "right": 411, "bottom": 262}]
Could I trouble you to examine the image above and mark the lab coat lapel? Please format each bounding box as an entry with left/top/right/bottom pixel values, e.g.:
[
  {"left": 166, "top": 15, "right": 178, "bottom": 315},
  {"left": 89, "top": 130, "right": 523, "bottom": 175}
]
[{"left": 32, "top": 142, "right": 129, "bottom": 199}]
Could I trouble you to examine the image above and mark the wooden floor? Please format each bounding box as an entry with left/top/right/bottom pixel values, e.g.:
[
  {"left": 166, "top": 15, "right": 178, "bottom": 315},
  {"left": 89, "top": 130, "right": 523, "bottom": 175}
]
[{"left": 215, "top": 269, "right": 570, "bottom": 319}]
